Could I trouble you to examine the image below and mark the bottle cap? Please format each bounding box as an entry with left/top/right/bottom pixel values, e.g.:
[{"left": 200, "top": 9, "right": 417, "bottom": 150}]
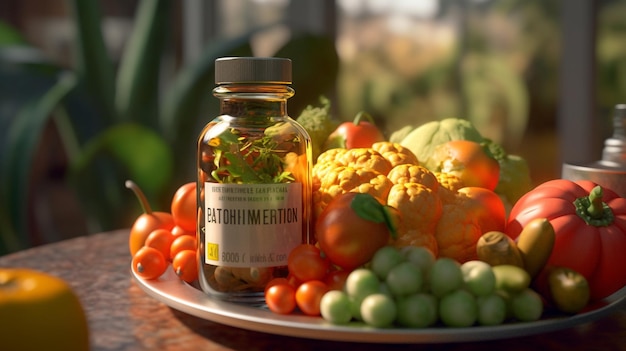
[
  {"left": 215, "top": 57, "right": 292, "bottom": 84},
  {"left": 601, "top": 104, "right": 626, "bottom": 166}
]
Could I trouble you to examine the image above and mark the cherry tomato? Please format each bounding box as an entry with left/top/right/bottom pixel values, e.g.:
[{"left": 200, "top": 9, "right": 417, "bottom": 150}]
[
  {"left": 170, "top": 235, "right": 197, "bottom": 261},
  {"left": 265, "top": 283, "right": 297, "bottom": 315},
  {"left": 171, "top": 182, "right": 197, "bottom": 232},
  {"left": 324, "top": 111, "right": 385, "bottom": 149},
  {"left": 132, "top": 246, "right": 167, "bottom": 280},
  {"left": 171, "top": 225, "right": 194, "bottom": 238},
  {"left": 126, "top": 180, "right": 175, "bottom": 256},
  {"left": 316, "top": 192, "right": 394, "bottom": 271},
  {"left": 324, "top": 270, "right": 350, "bottom": 291},
  {"left": 172, "top": 249, "right": 199, "bottom": 283},
  {"left": 295, "top": 280, "right": 329, "bottom": 316},
  {"left": 264, "top": 277, "right": 293, "bottom": 294},
  {"left": 285, "top": 273, "right": 302, "bottom": 288},
  {"left": 458, "top": 186, "right": 506, "bottom": 233},
  {"left": 287, "top": 244, "right": 330, "bottom": 282},
  {"left": 144, "top": 229, "right": 175, "bottom": 260},
  {"left": 434, "top": 140, "right": 500, "bottom": 191}
]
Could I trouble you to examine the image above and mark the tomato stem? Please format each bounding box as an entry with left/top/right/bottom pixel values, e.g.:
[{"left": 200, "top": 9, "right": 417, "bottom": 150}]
[
  {"left": 573, "top": 185, "right": 614, "bottom": 226},
  {"left": 353, "top": 111, "right": 376, "bottom": 126},
  {"left": 125, "top": 180, "right": 153, "bottom": 215}
]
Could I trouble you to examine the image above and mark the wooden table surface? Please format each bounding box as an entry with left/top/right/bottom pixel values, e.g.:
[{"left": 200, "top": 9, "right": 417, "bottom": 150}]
[{"left": 1, "top": 229, "right": 625, "bottom": 351}]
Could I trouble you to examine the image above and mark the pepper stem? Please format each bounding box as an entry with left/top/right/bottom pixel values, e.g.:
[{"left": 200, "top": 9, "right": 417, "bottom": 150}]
[
  {"left": 125, "top": 180, "right": 152, "bottom": 214},
  {"left": 587, "top": 186, "right": 604, "bottom": 219},
  {"left": 573, "top": 185, "right": 614, "bottom": 226}
]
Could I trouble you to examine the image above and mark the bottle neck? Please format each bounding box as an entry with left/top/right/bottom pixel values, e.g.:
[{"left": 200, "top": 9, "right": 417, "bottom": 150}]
[{"left": 214, "top": 84, "right": 294, "bottom": 118}]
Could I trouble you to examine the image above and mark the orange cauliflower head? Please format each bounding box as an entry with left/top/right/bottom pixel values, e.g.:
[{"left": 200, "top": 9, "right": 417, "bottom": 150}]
[
  {"left": 371, "top": 141, "right": 419, "bottom": 167},
  {"left": 434, "top": 193, "right": 482, "bottom": 263},
  {"left": 386, "top": 183, "right": 442, "bottom": 256}
]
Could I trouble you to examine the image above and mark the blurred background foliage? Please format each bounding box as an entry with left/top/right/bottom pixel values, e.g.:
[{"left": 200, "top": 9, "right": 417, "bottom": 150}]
[
  {"left": 0, "top": 0, "right": 338, "bottom": 254},
  {"left": 1, "top": 0, "right": 626, "bottom": 255}
]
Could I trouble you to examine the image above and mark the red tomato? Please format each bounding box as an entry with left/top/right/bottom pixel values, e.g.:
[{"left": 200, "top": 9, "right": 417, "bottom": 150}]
[
  {"left": 295, "top": 280, "right": 329, "bottom": 316},
  {"left": 171, "top": 182, "right": 197, "bottom": 232},
  {"left": 265, "top": 283, "right": 297, "bottom": 315},
  {"left": 315, "top": 192, "right": 394, "bottom": 270},
  {"left": 506, "top": 179, "right": 626, "bottom": 300},
  {"left": 287, "top": 244, "right": 330, "bottom": 282},
  {"left": 132, "top": 246, "right": 167, "bottom": 280},
  {"left": 434, "top": 140, "right": 500, "bottom": 190},
  {"left": 458, "top": 186, "right": 506, "bottom": 233},
  {"left": 324, "top": 111, "right": 385, "bottom": 149}
]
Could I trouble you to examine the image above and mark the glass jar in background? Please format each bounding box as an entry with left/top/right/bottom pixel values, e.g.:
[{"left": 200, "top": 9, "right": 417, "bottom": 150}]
[{"left": 197, "top": 57, "right": 312, "bottom": 302}]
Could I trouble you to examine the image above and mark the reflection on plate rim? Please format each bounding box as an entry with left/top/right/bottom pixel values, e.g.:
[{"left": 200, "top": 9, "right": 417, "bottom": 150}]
[{"left": 131, "top": 266, "right": 626, "bottom": 344}]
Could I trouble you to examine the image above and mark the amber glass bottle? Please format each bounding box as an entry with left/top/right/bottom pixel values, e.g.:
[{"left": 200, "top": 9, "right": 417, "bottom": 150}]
[{"left": 197, "top": 57, "right": 312, "bottom": 302}]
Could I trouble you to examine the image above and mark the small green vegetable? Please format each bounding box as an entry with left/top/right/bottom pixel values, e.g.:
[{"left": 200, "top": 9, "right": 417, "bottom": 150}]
[{"left": 295, "top": 96, "right": 338, "bottom": 161}]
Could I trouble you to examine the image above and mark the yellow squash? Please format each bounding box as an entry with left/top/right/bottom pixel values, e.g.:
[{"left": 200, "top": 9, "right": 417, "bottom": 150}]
[{"left": 0, "top": 268, "right": 89, "bottom": 351}]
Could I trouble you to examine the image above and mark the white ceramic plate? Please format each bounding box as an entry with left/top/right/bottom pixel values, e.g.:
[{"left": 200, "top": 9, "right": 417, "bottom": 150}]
[{"left": 131, "top": 266, "right": 626, "bottom": 343}]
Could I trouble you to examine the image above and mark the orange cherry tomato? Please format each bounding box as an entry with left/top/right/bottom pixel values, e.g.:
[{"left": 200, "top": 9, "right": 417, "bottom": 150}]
[
  {"left": 126, "top": 180, "right": 175, "bottom": 256},
  {"left": 169, "top": 235, "right": 197, "bottom": 261},
  {"left": 295, "top": 280, "right": 329, "bottom": 316},
  {"left": 172, "top": 249, "right": 199, "bottom": 283},
  {"left": 264, "top": 277, "right": 293, "bottom": 294},
  {"left": 287, "top": 244, "right": 330, "bottom": 282},
  {"left": 171, "top": 182, "right": 197, "bottom": 232},
  {"left": 132, "top": 246, "right": 167, "bottom": 280},
  {"left": 144, "top": 229, "right": 175, "bottom": 260},
  {"left": 265, "top": 283, "right": 297, "bottom": 315},
  {"left": 171, "top": 225, "right": 195, "bottom": 238},
  {"left": 285, "top": 273, "right": 302, "bottom": 288},
  {"left": 434, "top": 140, "right": 500, "bottom": 191}
]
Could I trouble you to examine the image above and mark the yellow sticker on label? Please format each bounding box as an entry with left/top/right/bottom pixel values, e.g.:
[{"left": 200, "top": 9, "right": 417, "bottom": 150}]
[{"left": 207, "top": 243, "right": 219, "bottom": 261}]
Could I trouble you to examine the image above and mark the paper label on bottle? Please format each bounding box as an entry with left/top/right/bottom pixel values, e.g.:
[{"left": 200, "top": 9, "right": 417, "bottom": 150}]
[{"left": 203, "top": 182, "right": 303, "bottom": 267}]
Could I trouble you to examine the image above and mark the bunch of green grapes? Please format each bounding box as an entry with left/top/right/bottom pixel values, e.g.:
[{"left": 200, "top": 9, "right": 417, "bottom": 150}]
[{"left": 320, "top": 246, "right": 544, "bottom": 328}]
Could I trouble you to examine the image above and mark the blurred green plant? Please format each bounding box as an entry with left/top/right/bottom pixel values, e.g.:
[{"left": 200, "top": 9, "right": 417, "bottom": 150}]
[{"left": 0, "top": 0, "right": 338, "bottom": 254}]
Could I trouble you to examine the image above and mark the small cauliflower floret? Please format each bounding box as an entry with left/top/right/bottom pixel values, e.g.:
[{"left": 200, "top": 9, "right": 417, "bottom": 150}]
[
  {"left": 434, "top": 193, "right": 482, "bottom": 263},
  {"left": 434, "top": 171, "right": 464, "bottom": 204},
  {"left": 387, "top": 183, "right": 443, "bottom": 236},
  {"left": 391, "top": 229, "right": 439, "bottom": 258},
  {"left": 338, "top": 148, "right": 393, "bottom": 175},
  {"left": 387, "top": 164, "right": 439, "bottom": 191},
  {"left": 296, "top": 96, "right": 338, "bottom": 161},
  {"left": 312, "top": 159, "right": 342, "bottom": 188},
  {"left": 313, "top": 166, "right": 393, "bottom": 219},
  {"left": 371, "top": 141, "right": 419, "bottom": 167},
  {"left": 316, "top": 148, "right": 347, "bottom": 165}
]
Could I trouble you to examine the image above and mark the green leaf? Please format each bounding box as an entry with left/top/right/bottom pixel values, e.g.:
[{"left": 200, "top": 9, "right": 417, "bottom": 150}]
[
  {"left": 0, "top": 73, "right": 77, "bottom": 253},
  {"left": 351, "top": 193, "right": 386, "bottom": 223},
  {"left": 71, "top": 123, "right": 174, "bottom": 197},
  {"left": 69, "top": 0, "right": 116, "bottom": 124},
  {"left": 115, "top": 0, "right": 171, "bottom": 127}
]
